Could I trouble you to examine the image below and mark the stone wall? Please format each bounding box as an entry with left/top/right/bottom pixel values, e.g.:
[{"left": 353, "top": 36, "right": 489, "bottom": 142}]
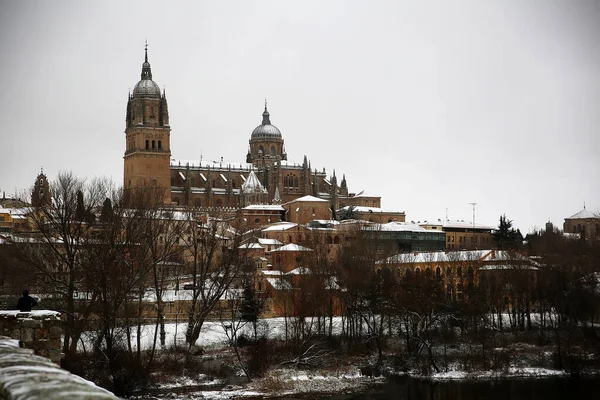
[
  {"left": 0, "top": 310, "right": 62, "bottom": 363},
  {"left": 0, "top": 335, "right": 119, "bottom": 399}
]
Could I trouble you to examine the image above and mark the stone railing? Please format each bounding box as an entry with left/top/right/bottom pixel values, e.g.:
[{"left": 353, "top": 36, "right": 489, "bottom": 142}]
[
  {"left": 0, "top": 311, "right": 62, "bottom": 363},
  {"left": 0, "top": 335, "right": 119, "bottom": 399}
]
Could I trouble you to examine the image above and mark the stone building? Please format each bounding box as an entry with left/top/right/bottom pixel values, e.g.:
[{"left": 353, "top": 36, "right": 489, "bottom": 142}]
[
  {"left": 563, "top": 206, "right": 600, "bottom": 240},
  {"left": 123, "top": 46, "right": 400, "bottom": 218}
]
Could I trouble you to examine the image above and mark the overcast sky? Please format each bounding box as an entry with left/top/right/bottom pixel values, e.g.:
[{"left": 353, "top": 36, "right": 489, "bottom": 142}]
[{"left": 1, "top": 0, "right": 599, "bottom": 233}]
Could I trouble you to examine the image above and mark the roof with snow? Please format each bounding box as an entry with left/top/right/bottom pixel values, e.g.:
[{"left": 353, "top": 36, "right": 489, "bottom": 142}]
[
  {"left": 339, "top": 205, "right": 403, "bottom": 214},
  {"left": 380, "top": 250, "right": 537, "bottom": 266},
  {"left": 285, "top": 195, "right": 327, "bottom": 203},
  {"left": 364, "top": 221, "right": 443, "bottom": 233},
  {"left": 258, "top": 238, "right": 283, "bottom": 245},
  {"left": 265, "top": 277, "right": 293, "bottom": 290},
  {"left": 262, "top": 222, "right": 298, "bottom": 232},
  {"left": 170, "top": 159, "right": 254, "bottom": 171},
  {"left": 441, "top": 220, "right": 495, "bottom": 230},
  {"left": 566, "top": 208, "right": 597, "bottom": 220},
  {"left": 242, "top": 204, "right": 285, "bottom": 211},
  {"left": 286, "top": 267, "right": 312, "bottom": 275},
  {"left": 238, "top": 243, "right": 264, "bottom": 249},
  {"left": 268, "top": 243, "right": 313, "bottom": 252},
  {"left": 242, "top": 170, "right": 267, "bottom": 194},
  {"left": 352, "top": 190, "right": 380, "bottom": 199}
]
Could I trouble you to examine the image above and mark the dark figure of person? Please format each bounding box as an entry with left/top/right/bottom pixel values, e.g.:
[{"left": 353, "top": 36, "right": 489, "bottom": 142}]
[{"left": 17, "top": 290, "right": 37, "bottom": 312}]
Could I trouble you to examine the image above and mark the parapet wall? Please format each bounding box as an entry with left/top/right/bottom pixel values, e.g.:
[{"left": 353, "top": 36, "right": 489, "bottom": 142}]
[
  {"left": 0, "top": 310, "right": 62, "bottom": 363},
  {"left": 0, "top": 335, "right": 119, "bottom": 399}
]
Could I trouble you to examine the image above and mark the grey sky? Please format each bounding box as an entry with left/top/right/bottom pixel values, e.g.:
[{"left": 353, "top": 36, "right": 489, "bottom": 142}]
[{"left": 1, "top": 0, "right": 599, "bottom": 233}]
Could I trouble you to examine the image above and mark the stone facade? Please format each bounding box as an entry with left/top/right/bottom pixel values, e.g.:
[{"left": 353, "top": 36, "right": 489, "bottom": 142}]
[{"left": 0, "top": 310, "right": 63, "bottom": 364}]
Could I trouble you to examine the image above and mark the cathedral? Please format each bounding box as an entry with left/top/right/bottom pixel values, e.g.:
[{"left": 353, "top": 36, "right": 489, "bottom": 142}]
[{"left": 124, "top": 46, "right": 398, "bottom": 220}]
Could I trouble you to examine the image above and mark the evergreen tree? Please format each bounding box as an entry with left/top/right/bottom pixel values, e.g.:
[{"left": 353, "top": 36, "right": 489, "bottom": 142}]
[
  {"left": 100, "top": 197, "right": 114, "bottom": 223},
  {"left": 493, "top": 214, "right": 523, "bottom": 250},
  {"left": 240, "top": 283, "right": 262, "bottom": 340}
]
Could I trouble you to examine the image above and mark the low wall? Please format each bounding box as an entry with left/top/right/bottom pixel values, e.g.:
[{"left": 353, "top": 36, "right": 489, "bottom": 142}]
[
  {"left": 0, "top": 310, "right": 62, "bottom": 363},
  {"left": 0, "top": 335, "right": 119, "bottom": 399}
]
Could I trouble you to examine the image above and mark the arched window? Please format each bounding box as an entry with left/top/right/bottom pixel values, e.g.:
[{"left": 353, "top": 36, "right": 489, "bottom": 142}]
[
  {"left": 284, "top": 176, "right": 289, "bottom": 188},
  {"left": 194, "top": 199, "right": 201, "bottom": 207},
  {"left": 468, "top": 266, "right": 474, "bottom": 280},
  {"left": 270, "top": 146, "right": 276, "bottom": 156},
  {"left": 152, "top": 140, "right": 156, "bottom": 149},
  {"left": 333, "top": 236, "right": 340, "bottom": 244},
  {"left": 436, "top": 266, "right": 441, "bottom": 278},
  {"left": 327, "top": 237, "right": 333, "bottom": 244},
  {"left": 294, "top": 177, "right": 299, "bottom": 187},
  {"left": 415, "top": 267, "right": 421, "bottom": 277},
  {"left": 158, "top": 140, "right": 162, "bottom": 149},
  {"left": 259, "top": 145, "right": 264, "bottom": 154},
  {"left": 145, "top": 140, "right": 149, "bottom": 149},
  {"left": 446, "top": 266, "right": 452, "bottom": 277},
  {"left": 425, "top": 267, "right": 432, "bottom": 278}
]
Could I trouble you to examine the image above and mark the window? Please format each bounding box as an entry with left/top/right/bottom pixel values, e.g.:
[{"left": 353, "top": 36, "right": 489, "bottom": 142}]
[
  {"left": 270, "top": 146, "right": 276, "bottom": 156},
  {"left": 158, "top": 140, "right": 162, "bottom": 149},
  {"left": 255, "top": 218, "right": 261, "bottom": 223},
  {"left": 194, "top": 199, "right": 201, "bottom": 207},
  {"left": 145, "top": 140, "right": 149, "bottom": 149},
  {"left": 152, "top": 140, "right": 156, "bottom": 149},
  {"left": 436, "top": 266, "right": 441, "bottom": 278},
  {"left": 215, "top": 199, "right": 222, "bottom": 207},
  {"left": 446, "top": 266, "right": 452, "bottom": 277}
]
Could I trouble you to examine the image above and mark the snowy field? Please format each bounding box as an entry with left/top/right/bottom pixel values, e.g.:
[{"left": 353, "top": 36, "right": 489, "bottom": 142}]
[{"left": 80, "top": 317, "right": 345, "bottom": 351}]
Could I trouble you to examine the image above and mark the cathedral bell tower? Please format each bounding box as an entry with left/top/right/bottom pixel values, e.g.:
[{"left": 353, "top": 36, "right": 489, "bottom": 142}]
[{"left": 123, "top": 43, "right": 171, "bottom": 203}]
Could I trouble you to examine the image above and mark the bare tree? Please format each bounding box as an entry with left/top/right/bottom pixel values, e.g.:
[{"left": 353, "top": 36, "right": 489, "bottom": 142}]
[
  {"left": 15, "top": 171, "right": 108, "bottom": 362},
  {"left": 181, "top": 212, "right": 251, "bottom": 347}
]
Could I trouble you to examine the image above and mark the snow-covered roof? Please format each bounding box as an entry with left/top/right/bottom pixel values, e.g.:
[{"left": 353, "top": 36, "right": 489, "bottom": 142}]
[
  {"left": 170, "top": 159, "right": 254, "bottom": 171},
  {"left": 286, "top": 267, "right": 312, "bottom": 275},
  {"left": 380, "top": 250, "right": 535, "bottom": 265},
  {"left": 285, "top": 195, "right": 327, "bottom": 203},
  {"left": 238, "top": 243, "right": 264, "bottom": 249},
  {"left": 566, "top": 208, "right": 597, "bottom": 220},
  {"left": 339, "top": 206, "right": 402, "bottom": 214},
  {"left": 265, "top": 278, "right": 293, "bottom": 290},
  {"left": 261, "top": 270, "right": 283, "bottom": 276},
  {"left": 242, "top": 170, "right": 267, "bottom": 194},
  {"left": 352, "top": 190, "right": 380, "bottom": 199},
  {"left": 364, "top": 221, "right": 442, "bottom": 233},
  {"left": 258, "top": 238, "right": 283, "bottom": 245},
  {"left": 262, "top": 222, "right": 298, "bottom": 232},
  {"left": 268, "top": 243, "right": 313, "bottom": 252},
  {"left": 441, "top": 220, "right": 495, "bottom": 230},
  {"left": 242, "top": 205, "right": 285, "bottom": 211}
]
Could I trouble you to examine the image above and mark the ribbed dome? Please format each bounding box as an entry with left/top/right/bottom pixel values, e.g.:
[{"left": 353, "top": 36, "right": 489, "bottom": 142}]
[
  {"left": 252, "top": 124, "right": 282, "bottom": 139},
  {"left": 251, "top": 104, "right": 282, "bottom": 139},
  {"left": 133, "top": 79, "right": 161, "bottom": 98}
]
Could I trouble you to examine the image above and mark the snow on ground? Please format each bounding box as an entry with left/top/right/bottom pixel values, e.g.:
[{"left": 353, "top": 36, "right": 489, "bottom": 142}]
[
  {"left": 425, "top": 365, "right": 568, "bottom": 381},
  {"left": 81, "top": 317, "right": 345, "bottom": 351}
]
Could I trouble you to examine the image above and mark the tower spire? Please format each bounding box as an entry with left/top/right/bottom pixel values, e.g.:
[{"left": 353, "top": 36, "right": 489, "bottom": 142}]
[
  {"left": 262, "top": 100, "right": 271, "bottom": 125},
  {"left": 141, "top": 41, "right": 152, "bottom": 80}
]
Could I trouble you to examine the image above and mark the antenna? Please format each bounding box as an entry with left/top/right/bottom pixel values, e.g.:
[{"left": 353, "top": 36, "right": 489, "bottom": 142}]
[
  {"left": 469, "top": 203, "right": 477, "bottom": 228},
  {"left": 445, "top": 208, "right": 448, "bottom": 220}
]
